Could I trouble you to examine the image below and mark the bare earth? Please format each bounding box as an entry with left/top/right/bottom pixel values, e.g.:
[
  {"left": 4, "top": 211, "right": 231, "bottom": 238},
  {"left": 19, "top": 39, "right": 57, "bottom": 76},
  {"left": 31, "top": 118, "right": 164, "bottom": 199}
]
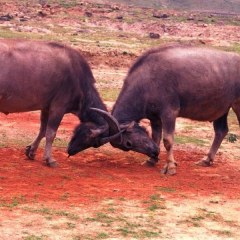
[{"left": 0, "top": 111, "right": 239, "bottom": 239}]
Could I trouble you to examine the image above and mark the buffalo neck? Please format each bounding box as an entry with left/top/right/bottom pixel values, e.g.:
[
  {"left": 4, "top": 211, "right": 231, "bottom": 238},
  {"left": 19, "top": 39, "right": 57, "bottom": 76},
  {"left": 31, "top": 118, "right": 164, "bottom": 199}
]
[
  {"left": 112, "top": 83, "right": 146, "bottom": 124},
  {"left": 79, "top": 86, "right": 107, "bottom": 125}
]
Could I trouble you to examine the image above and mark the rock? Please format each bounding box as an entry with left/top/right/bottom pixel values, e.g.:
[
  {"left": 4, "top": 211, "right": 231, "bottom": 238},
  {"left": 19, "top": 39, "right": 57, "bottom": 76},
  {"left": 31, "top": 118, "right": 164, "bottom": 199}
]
[
  {"left": 38, "top": 10, "right": 47, "bottom": 17},
  {"left": 199, "top": 39, "right": 206, "bottom": 44},
  {"left": 111, "top": 5, "right": 120, "bottom": 11},
  {"left": 118, "top": 34, "right": 126, "bottom": 38},
  {"left": 19, "top": 16, "right": 29, "bottom": 22},
  {"left": 149, "top": 32, "right": 160, "bottom": 39},
  {"left": 187, "top": 16, "right": 195, "bottom": 21},
  {"left": 38, "top": 0, "right": 47, "bottom": 7},
  {"left": 85, "top": 11, "right": 92, "bottom": 17},
  {"left": 153, "top": 12, "right": 169, "bottom": 19},
  {"left": 116, "top": 15, "right": 123, "bottom": 20},
  {"left": 0, "top": 14, "right": 14, "bottom": 21}
]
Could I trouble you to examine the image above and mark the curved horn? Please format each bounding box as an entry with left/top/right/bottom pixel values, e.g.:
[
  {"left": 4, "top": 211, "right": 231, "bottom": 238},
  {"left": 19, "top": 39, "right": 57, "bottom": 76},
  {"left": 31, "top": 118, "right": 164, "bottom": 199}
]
[
  {"left": 99, "top": 129, "right": 125, "bottom": 145},
  {"left": 90, "top": 108, "right": 122, "bottom": 143}
]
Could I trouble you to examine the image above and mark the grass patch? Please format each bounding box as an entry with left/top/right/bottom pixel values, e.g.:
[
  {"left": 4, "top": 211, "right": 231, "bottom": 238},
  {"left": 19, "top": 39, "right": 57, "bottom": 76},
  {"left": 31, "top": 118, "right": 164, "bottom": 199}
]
[
  {"left": 148, "top": 204, "right": 160, "bottom": 211},
  {"left": 156, "top": 187, "right": 176, "bottom": 193},
  {"left": 23, "top": 206, "right": 79, "bottom": 220},
  {"left": 144, "top": 194, "right": 167, "bottom": 212},
  {"left": 83, "top": 202, "right": 163, "bottom": 239},
  {"left": 227, "top": 133, "right": 238, "bottom": 143},
  {"left": 53, "top": 137, "right": 69, "bottom": 148},
  {"left": 59, "top": 192, "right": 70, "bottom": 201},
  {"left": 23, "top": 234, "right": 48, "bottom": 240},
  {"left": 179, "top": 208, "right": 227, "bottom": 228},
  {"left": 86, "top": 212, "right": 115, "bottom": 225},
  {"left": 175, "top": 135, "right": 207, "bottom": 146},
  {"left": 96, "top": 232, "right": 109, "bottom": 239},
  {"left": 99, "top": 88, "right": 120, "bottom": 101},
  {"left": 213, "top": 229, "right": 234, "bottom": 237},
  {"left": 0, "top": 195, "right": 26, "bottom": 208}
]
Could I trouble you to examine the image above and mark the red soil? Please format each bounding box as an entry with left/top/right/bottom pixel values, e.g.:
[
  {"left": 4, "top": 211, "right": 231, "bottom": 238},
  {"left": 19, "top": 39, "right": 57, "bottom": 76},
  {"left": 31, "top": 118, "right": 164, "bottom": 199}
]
[{"left": 0, "top": 112, "right": 239, "bottom": 205}]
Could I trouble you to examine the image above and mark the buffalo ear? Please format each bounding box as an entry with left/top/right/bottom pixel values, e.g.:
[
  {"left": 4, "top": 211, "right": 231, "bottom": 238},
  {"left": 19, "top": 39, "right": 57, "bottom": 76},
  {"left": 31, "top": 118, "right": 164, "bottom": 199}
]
[
  {"left": 90, "top": 108, "right": 122, "bottom": 144},
  {"left": 90, "top": 125, "right": 108, "bottom": 138},
  {"left": 90, "top": 129, "right": 103, "bottom": 138},
  {"left": 120, "top": 121, "right": 135, "bottom": 131}
]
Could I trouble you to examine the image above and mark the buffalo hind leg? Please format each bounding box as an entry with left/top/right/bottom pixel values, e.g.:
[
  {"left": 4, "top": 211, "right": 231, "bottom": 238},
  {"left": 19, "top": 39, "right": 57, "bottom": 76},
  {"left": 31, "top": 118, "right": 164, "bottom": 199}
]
[
  {"left": 43, "top": 109, "right": 65, "bottom": 167},
  {"left": 25, "top": 109, "right": 49, "bottom": 160},
  {"left": 161, "top": 113, "right": 177, "bottom": 175},
  {"left": 146, "top": 119, "right": 162, "bottom": 166},
  {"left": 232, "top": 102, "right": 240, "bottom": 125},
  {"left": 196, "top": 113, "right": 228, "bottom": 167}
]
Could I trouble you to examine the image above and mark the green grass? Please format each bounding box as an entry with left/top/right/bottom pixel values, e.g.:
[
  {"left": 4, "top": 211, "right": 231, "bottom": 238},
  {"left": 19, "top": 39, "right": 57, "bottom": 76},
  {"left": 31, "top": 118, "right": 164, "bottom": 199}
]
[
  {"left": 86, "top": 212, "right": 115, "bottom": 224},
  {"left": 23, "top": 206, "right": 79, "bottom": 220},
  {"left": 23, "top": 235, "right": 47, "bottom": 240},
  {"left": 96, "top": 232, "right": 109, "bottom": 239},
  {"left": 213, "top": 230, "right": 233, "bottom": 237},
  {"left": 99, "top": 88, "right": 120, "bottom": 101},
  {"left": 178, "top": 208, "right": 233, "bottom": 230},
  {"left": 0, "top": 26, "right": 57, "bottom": 42},
  {"left": 156, "top": 187, "right": 176, "bottom": 193},
  {"left": 0, "top": 195, "right": 26, "bottom": 208},
  {"left": 175, "top": 135, "right": 207, "bottom": 146},
  {"left": 144, "top": 194, "right": 167, "bottom": 212}
]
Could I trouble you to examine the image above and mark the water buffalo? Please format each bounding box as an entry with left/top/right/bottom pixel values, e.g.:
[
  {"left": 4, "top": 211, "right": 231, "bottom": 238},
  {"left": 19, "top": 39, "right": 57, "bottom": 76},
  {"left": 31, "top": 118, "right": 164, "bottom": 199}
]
[
  {"left": 0, "top": 39, "right": 118, "bottom": 167},
  {"left": 71, "top": 44, "right": 240, "bottom": 175}
]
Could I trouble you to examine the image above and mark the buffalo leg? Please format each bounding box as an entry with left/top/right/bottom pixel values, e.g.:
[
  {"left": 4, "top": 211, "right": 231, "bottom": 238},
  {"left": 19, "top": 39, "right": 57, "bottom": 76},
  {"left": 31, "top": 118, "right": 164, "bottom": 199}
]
[
  {"left": 232, "top": 103, "right": 240, "bottom": 124},
  {"left": 25, "top": 109, "right": 49, "bottom": 160},
  {"left": 161, "top": 114, "right": 177, "bottom": 175},
  {"left": 197, "top": 113, "right": 228, "bottom": 166},
  {"left": 146, "top": 119, "right": 162, "bottom": 166},
  {"left": 43, "top": 109, "right": 65, "bottom": 167}
]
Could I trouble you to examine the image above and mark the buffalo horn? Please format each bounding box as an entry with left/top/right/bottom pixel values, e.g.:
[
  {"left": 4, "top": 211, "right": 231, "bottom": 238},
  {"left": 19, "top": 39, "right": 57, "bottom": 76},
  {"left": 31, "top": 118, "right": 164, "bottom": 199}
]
[
  {"left": 99, "top": 130, "right": 125, "bottom": 145},
  {"left": 90, "top": 108, "right": 122, "bottom": 143}
]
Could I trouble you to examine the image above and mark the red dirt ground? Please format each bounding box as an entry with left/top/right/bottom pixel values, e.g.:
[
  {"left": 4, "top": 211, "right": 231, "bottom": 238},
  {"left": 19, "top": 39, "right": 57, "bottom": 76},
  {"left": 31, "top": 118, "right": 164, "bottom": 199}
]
[{"left": 0, "top": 112, "right": 240, "bottom": 205}]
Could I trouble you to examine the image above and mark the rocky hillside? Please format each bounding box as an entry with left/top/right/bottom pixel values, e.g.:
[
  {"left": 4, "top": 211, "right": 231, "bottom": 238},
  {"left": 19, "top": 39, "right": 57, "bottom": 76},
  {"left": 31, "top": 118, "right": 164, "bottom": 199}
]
[{"left": 106, "top": 0, "right": 240, "bottom": 13}]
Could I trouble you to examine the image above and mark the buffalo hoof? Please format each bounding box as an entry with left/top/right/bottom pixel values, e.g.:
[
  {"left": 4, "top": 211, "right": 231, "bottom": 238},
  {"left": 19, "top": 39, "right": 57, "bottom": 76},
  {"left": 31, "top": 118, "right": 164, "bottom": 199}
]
[
  {"left": 25, "top": 145, "right": 36, "bottom": 160},
  {"left": 161, "top": 162, "right": 177, "bottom": 175},
  {"left": 46, "top": 160, "right": 58, "bottom": 168},
  {"left": 195, "top": 159, "right": 213, "bottom": 167}
]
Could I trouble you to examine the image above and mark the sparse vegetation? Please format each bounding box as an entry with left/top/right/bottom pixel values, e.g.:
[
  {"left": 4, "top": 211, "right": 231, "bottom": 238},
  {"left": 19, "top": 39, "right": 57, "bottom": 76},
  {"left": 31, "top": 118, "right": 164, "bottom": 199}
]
[
  {"left": 23, "top": 234, "right": 48, "bottom": 240},
  {"left": 23, "top": 206, "right": 80, "bottom": 220},
  {"left": 175, "top": 135, "right": 207, "bottom": 146}
]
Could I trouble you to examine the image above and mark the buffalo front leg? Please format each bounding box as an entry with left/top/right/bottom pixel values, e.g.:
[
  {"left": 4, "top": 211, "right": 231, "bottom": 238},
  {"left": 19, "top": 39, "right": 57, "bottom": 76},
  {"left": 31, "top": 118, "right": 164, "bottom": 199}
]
[
  {"left": 43, "top": 110, "right": 64, "bottom": 167},
  {"left": 161, "top": 114, "right": 177, "bottom": 175},
  {"left": 146, "top": 119, "right": 162, "bottom": 166},
  {"left": 25, "top": 110, "right": 49, "bottom": 160},
  {"left": 196, "top": 113, "right": 228, "bottom": 167}
]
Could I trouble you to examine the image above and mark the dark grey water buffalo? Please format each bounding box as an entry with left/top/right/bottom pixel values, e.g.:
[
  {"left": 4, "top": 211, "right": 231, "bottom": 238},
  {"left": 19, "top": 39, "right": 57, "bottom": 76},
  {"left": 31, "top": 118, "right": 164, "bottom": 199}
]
[
  {"left": 0, "top": 39, "right": 117, "bottom": 167},
  {"left": 72, "top": 44, "right": 240, "bottom": 175}
]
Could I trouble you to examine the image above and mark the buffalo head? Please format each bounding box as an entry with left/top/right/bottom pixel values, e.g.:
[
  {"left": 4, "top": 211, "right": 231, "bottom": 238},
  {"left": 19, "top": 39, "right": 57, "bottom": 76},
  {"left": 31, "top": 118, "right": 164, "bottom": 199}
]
[
  {"left": 67, "top": 122, "right": 106, "bottom": 155},
  {"left": 110, "top": 121, "right": 159, "bottom": 158},
  {"left": 67, "top": 108, "right": 159, "bottom": 159},
  {"left": 67, "top": 122, "right": 123, "bottom": 156}
]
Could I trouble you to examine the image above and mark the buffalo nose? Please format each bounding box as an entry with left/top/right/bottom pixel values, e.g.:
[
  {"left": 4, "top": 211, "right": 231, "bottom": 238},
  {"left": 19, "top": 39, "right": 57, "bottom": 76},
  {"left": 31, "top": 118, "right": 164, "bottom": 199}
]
[
  {"left": 67, "top": 146, "right": 74, "bottom": 156},
  {"left": 152, "top": 147, "right": 160, "bottom": 158}
]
